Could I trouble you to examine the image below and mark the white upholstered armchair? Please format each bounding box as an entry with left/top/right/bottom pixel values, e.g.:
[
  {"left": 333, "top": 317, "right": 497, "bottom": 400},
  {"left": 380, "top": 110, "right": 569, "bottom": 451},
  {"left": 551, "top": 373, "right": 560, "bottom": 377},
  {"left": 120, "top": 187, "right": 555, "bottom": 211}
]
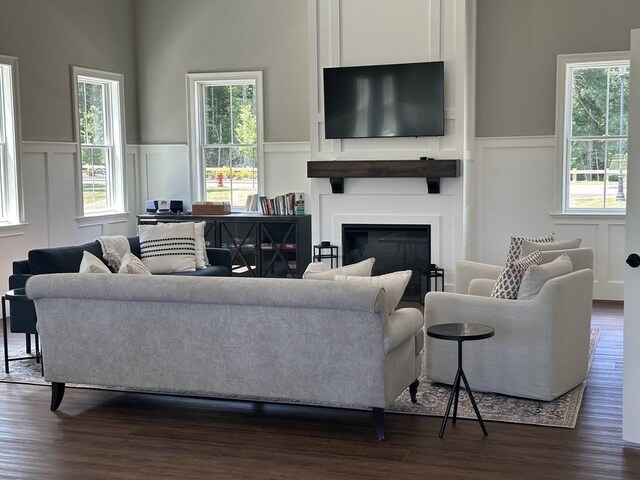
[{"left": 424, "top": 248, "right": 594, "bottom": 401}]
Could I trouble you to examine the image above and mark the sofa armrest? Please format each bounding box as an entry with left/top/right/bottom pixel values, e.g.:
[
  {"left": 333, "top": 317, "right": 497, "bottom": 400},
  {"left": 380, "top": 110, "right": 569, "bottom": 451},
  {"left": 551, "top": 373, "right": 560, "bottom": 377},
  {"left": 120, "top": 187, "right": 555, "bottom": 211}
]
[
  {"left": 455, "top": 260, "right": 503, "bottom": 294},
  {"left": 385, "top": 308, "right": 423, "bottom": 353},
  {"left": 206, "top": 247, "right": 232, "bottom": 272}
]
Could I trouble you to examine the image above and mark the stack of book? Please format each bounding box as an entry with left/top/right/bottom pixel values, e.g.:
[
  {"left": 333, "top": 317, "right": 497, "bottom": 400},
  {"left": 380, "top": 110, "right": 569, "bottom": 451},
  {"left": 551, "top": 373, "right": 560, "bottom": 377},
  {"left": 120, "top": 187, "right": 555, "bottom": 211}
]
[{"left": 259, "top": 192, "right": 304, "bottom": 215}]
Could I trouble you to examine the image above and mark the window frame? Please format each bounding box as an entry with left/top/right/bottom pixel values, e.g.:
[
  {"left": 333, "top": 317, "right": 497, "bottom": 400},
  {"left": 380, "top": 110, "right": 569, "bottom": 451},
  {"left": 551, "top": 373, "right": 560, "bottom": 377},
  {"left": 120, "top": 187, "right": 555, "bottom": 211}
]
[
  {"left": 72, "top": 66, "right": 127, "bottom": 218},
  {"left": 0, "top": 54, "right": 23, "bottom": 227},
  {"left": 556, "top": 51, "right": 630, "bottom": 215},
  {"left": 186, "top": 71, "right": 264, "bottom": 209}
]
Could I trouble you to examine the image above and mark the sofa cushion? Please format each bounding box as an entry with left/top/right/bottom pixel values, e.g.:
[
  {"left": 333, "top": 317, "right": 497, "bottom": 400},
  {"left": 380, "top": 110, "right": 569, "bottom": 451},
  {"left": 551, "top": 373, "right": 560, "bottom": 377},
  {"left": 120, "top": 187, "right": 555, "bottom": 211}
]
[
  {"left": 335, "top": 270, "right": 412, "bottom": 314},
  {"left": 491, "top": 251, "right": 542, "bottom": 299},
  {"left": 517, "top": 254, "right": 573, "bottom": 300},
  {"left": 195, "top": 221, "right": 209, "bottom": 269},
  {"left": 520, "top": 237, "right": 582, "bottom": 257},
  {"left": 118, "top": 252, "right": 152, "bottom": 275},
  {"left": 506, "top": 234, "right": 554, "bottom": 263},
  {"left": 138, "top": 222, "right": 196, "bottom": 273},
  {"left": 303, "top": 257, "right": 375, "bottom": 280},
  {"left": 79, "top": 251, "right": 112, "bottom": 274},
  {"left": 29, "top": 241, "right": 105, "bottom": 274}
]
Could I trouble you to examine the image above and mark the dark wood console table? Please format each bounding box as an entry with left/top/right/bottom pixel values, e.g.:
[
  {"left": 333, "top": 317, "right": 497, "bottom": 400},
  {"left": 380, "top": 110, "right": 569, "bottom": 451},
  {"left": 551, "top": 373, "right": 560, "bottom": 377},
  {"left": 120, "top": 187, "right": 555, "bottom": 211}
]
[{"left": 137, "top": 213, "right": 311, "bottom": 279}]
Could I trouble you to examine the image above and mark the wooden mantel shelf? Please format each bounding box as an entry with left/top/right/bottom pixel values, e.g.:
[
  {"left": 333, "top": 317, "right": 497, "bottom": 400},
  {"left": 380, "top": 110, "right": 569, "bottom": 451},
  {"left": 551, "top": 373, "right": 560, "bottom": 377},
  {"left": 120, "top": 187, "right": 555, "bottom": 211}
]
[{"left": 307, "top": 159, "right": 461, "bottom": 194}]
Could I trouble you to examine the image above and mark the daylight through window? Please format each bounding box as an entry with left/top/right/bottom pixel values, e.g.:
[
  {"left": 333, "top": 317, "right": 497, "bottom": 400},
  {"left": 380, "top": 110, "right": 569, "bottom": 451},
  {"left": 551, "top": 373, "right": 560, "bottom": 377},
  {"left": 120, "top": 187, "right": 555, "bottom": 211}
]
[
  {"left": 0, "top": 55, "right": 21, "bottom": 225},
  {"left": 559, "top": 53, "right": 629, "bottom": 213},
  {"left": 73, "top": 68, "right": 125, "bottom": 216},
  {"left": 188, "top": 72, "right": 263, "bottom": 209}
]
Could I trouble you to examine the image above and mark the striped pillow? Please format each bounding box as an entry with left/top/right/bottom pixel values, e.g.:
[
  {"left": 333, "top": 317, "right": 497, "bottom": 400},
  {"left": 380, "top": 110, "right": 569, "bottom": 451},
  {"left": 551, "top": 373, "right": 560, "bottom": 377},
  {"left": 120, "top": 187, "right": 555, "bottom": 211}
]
[{"left": 138, "top": 222, "right": 196, "bottom": 273}]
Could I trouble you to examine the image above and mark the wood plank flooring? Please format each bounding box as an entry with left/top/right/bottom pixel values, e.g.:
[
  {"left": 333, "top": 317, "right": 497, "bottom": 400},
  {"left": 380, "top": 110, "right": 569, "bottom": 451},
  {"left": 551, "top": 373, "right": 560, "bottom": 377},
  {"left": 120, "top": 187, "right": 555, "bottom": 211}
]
[{"left": 1, "top": 301, "right": 639, "bottom": 479}]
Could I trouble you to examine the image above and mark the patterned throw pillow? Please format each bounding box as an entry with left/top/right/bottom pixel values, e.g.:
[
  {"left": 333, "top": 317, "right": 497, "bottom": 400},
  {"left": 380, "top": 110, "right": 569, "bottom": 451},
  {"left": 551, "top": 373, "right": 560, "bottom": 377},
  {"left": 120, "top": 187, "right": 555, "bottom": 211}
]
[
  {"left": 138, "top": 222, "right": 196, "bottom": 273},
  {"left": 78, "top": 251, "right": 111, "bottom": 274},
  {"left": 505, "top": 234, "right": 554, "bottom": 263},
  {"left": 490, "top": 251, "right": 542, "bottom": 299},
  {"left": 118, "top": 252, "right": 152, "bottom": 275}
]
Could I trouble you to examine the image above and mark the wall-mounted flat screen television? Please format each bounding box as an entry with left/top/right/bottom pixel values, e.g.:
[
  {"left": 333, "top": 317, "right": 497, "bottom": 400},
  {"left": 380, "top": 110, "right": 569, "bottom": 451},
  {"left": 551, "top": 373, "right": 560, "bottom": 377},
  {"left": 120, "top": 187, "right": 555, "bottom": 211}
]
[{"left": 323, "top": 61, "right": 444, "bottom": 139}]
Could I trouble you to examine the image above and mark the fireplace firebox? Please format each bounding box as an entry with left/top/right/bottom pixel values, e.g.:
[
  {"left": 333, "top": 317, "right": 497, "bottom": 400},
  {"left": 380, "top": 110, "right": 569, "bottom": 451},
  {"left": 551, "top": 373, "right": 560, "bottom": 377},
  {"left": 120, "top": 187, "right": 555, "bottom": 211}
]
[{"left": 342, "top": 224, "right": 431, "bottom": 302}]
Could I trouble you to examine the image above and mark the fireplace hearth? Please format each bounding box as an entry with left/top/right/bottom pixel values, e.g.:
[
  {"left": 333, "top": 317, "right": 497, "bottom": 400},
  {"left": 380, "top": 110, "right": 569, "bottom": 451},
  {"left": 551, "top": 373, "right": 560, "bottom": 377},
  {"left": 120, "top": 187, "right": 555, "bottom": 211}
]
[{"left": 342, "top": 224, "right": 431, "bottom": 302}]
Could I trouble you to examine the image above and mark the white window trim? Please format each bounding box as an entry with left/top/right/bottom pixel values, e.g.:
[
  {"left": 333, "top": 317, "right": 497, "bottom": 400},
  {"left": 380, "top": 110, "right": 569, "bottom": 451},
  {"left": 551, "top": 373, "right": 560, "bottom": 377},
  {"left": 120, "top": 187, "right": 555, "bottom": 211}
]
[
  {"left": 72, "top": 66, "right": 127, "bottom": 218},
  {"left": 0, "top": 54, "right": 24, "bottom": 229},
  {"left": 186, "top": 71, "right": 264, "bottom": 207},
  {"left": 555, "top": 51, "right": 630, "bottom": 215}
]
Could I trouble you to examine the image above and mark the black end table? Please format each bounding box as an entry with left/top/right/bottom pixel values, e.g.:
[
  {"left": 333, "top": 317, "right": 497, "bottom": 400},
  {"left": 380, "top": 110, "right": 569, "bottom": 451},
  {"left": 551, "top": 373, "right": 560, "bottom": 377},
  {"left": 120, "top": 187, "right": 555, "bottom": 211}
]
[
  {"left": 427, "top": 322, "right": 494, "bottom": 437},
  {"left": 2, "top": 288, "right": 40, "bottom": 374}
]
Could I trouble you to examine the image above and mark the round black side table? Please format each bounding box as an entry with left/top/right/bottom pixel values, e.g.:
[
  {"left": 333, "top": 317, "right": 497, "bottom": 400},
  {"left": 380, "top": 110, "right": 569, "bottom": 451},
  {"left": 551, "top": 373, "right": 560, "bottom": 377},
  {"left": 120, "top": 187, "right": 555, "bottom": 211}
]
[
  {"left": 427, "top": 322, "right": 494, "bottom": 437},
  {"left": 2, "top": 288, "right": 40, "bottom": 374}
]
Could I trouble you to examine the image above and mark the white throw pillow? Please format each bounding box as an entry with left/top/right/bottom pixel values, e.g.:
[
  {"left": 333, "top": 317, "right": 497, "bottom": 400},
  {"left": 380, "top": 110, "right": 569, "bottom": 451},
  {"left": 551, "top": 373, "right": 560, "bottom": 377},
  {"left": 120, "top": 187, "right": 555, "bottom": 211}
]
[
  {"left": 79, "top": 251, "right": 111, "bottom": 274},
  {"left": 520, "top": 238, "right": 582, "bottom": 257},
  {"left": 334, "top": 270, "right": 412, "bottom": 314},
  {"left": 194, "top": 221, "right": 209, "bottom": 269},
  {"left": 138, "top": 222, "right": 196, "bottom": 273},
  {"left": 302, "top": 262, "right": 330, "bottom": 277},
  {"left": 517, "top": 254, "right": 573, "bottom": 300},
  {"left": 304, "top": 257, "right": 375, "bottom": 280},
  {"left": 118, "top": 252, "right": 152, "bottom": 275},
  {"left": 490, "top": 251, "right": 542, "bottom": 300},
  {"left": 505, "top": 234, "right": 555, "bottom": 263}
]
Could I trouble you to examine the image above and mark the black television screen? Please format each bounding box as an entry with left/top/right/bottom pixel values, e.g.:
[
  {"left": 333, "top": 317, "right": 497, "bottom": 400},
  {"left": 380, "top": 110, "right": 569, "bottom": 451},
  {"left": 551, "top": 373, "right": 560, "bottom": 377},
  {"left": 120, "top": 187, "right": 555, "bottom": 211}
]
[{"left": 323, "top": 61, "right": 444, "bottom": 139}]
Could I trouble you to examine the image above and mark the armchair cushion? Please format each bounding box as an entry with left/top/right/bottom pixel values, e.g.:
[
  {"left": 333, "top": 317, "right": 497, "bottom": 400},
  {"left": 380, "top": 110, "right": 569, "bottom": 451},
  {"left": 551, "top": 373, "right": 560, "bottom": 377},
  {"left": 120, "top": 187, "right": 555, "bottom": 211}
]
[
  {"left": 490, "top": 250, "right": 542, "bottom": 299},
  {"left": 517, "top": 253, "right": 572, "bottom": 300}
]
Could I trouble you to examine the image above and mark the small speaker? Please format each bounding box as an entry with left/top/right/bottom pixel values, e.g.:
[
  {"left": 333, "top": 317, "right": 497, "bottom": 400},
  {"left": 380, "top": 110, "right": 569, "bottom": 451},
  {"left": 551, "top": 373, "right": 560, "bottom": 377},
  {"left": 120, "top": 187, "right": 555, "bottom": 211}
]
[
  {"left": 170, "top": 200, "right": 184, "bottom": 213},
  {"left": 146, "top": 200, "right": 158, "bottom": 213}
]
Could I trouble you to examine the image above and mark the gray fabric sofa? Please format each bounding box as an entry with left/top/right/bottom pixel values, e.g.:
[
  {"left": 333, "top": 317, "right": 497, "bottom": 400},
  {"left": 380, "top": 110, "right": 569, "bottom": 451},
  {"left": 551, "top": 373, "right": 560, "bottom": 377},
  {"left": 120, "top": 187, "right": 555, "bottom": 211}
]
[{"left": 26, "top": 273, "right": 424, "bottom": 440}]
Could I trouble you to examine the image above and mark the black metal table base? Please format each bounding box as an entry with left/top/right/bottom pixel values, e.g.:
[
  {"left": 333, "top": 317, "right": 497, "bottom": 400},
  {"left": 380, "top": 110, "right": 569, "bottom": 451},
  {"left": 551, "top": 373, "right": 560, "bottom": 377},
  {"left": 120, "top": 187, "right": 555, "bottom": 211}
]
[
  {"left": 439, "top": 340, "right": 488, "bottom": 438},
  {"left": 2, "top": 295, "right": 41, "bottom": 374}
]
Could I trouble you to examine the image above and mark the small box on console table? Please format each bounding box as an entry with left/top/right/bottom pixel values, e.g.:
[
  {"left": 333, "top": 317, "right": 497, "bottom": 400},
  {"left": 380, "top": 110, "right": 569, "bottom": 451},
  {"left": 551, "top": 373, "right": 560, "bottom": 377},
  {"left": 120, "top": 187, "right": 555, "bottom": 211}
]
[{"left": 191, "top": 202, "right": 231, "bottom": 215}]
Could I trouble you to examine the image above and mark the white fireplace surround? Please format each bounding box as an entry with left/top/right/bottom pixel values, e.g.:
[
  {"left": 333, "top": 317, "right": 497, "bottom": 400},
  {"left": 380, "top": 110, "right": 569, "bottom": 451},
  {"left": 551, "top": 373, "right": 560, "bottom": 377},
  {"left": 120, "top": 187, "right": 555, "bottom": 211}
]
[{"left": 331, "top": 214, "right": 441, "bottom": 268}]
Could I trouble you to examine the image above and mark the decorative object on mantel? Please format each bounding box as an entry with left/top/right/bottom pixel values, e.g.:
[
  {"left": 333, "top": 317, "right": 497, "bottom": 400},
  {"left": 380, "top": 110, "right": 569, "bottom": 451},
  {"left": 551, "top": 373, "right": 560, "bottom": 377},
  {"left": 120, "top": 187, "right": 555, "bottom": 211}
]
[{"left": 306, "top": 158, "right": 461, "bottom": 194}]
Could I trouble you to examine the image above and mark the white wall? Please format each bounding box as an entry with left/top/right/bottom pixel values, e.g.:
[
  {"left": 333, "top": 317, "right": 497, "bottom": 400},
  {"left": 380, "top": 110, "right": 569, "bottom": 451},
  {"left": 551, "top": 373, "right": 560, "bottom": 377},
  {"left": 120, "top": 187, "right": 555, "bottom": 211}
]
[
  {"left": 307, "top": 0, "right": 472, "bottom": 287},
  {"left": 473, "top": 136, "right": 625, "bottom": 300},
  {"left": 0, "top": 142, "right": 139, "bottom": 290}
]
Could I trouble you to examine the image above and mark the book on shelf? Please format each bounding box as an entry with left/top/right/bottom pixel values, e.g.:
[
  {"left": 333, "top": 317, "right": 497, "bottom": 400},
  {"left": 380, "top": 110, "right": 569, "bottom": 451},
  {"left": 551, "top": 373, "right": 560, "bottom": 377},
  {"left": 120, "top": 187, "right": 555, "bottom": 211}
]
[
  {"left": 245, "top": 194, "right": 260, "bottom": 212},
  {"left": 259, "top": 192, "right": 305, "bottom": 215}
]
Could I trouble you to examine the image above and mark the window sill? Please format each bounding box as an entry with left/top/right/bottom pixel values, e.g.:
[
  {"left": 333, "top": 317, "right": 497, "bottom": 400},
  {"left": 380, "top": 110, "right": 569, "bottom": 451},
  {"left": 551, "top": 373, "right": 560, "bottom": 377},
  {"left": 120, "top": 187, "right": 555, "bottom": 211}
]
[
  {"left": 75, "top": 212, "right": 130, "bottom": 226},
  {"left": 0, "top": 222, "right": 28, "bottom": 238},
  {"left": 551, "top": 212, "right": 625, "bottom": 222}
]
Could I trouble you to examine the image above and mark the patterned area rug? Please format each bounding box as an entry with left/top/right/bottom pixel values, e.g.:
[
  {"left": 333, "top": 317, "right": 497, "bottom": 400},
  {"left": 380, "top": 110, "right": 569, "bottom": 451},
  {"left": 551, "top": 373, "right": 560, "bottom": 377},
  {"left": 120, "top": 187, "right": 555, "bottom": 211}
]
[
  {"left": 1, "top": 328, "right": 599, "bottom": 429},
  {"left": 389, "top": 327, "right": 600, "bottom": 428}
]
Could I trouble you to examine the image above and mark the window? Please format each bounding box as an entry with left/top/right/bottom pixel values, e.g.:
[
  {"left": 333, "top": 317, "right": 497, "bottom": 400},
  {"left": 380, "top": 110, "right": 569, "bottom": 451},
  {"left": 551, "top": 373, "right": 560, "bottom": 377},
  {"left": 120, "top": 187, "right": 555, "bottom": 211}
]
[
  {"left": 72, "top": 67, "right": 126, "bottom": 216},
  {"left": 187, "top": 72, "right": 263, "bottom": 209},
  {"left": 557, "top": 52, "right": 629, "bottom": 213},
  {"left": 0, "top": 55, "right": 21, "bottom": 225}
]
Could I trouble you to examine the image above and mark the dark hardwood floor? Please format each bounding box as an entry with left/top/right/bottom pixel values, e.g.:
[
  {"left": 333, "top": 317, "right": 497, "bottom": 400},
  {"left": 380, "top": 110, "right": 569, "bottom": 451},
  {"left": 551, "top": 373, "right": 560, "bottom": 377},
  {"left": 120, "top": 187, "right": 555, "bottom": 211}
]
[{"left": 1, "top": 301, "right": 639, "bottom": 479}]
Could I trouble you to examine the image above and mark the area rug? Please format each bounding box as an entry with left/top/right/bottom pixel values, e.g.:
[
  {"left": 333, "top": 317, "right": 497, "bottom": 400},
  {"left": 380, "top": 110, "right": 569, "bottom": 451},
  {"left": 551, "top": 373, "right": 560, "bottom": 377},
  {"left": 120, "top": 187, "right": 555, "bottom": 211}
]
[
  {"left": 1, "top": 328, "right": 599, "bottom": 429},
  {"left": 389, "top": 327, "right": 600, "bottom": 428}
]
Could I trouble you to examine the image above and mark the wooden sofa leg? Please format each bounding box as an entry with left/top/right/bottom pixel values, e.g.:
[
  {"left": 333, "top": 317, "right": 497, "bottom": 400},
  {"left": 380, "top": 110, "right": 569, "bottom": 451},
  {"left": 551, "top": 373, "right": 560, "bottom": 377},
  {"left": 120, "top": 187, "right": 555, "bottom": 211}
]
[
  {"left": 50, "top": 382, "right": 65, "bottom": 411},
  {"left": 372, "top": 408, "right": 386, "bottom": 441},
  {"left": 409, "top": 379, "right": 419, "bottom": 403}
]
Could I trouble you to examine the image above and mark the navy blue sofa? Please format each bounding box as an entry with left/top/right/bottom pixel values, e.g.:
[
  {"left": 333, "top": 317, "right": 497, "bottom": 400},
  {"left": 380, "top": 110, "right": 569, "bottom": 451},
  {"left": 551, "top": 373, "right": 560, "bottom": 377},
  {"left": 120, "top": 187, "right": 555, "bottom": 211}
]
[{"left": 8, "top": 237, "right": 232, "bottom": 351}]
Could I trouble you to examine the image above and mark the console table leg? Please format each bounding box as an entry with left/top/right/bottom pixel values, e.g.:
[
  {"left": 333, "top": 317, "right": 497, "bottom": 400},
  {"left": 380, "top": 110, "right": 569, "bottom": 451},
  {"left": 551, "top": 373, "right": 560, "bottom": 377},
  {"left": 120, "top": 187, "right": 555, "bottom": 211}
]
[{"left": 460, "top": 369, "right": 488, "bottom": 436}]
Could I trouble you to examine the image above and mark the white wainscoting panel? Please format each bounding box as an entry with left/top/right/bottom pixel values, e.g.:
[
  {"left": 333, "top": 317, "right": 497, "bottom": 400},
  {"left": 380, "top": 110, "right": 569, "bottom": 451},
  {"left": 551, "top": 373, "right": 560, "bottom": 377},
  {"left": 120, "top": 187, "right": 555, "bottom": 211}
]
[{"left": 474, "top": 136, "right": 625, "bottom": 300}]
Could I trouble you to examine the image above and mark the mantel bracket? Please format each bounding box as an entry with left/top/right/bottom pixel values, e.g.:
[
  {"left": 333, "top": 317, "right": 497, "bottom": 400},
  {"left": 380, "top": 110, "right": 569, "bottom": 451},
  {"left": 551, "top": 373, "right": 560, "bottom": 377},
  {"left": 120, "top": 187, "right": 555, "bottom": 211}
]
[
  {"left": 426, "top": 178, "right": 440, "bottom": 194},
  {"left": 329, "top": 177, "right": 345, "bottom": 194}
]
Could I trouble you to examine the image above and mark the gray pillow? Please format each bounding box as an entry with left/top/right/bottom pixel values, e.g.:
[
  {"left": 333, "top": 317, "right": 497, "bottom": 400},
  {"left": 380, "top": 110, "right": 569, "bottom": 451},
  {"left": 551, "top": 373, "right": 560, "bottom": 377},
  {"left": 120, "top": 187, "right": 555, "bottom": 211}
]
[
  {"left": 517, "top": 254, "right": 573, "bottom": 300},
  {"left": 520, "top": 238, "right": 582, "bottom": 257}
]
